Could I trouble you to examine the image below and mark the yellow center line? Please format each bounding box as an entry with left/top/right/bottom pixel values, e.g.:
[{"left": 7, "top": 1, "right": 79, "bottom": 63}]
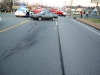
[{"left": 0, "top": 20, "right": 30, "bottom": 33}]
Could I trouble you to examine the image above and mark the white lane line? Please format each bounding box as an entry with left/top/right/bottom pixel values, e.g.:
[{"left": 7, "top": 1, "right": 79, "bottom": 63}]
[
  {"left": 72, "top": 19, "right": 100, "bottom": 36},
  {"left": 56, "top": 21, "right": 58, "bottom": 25}
]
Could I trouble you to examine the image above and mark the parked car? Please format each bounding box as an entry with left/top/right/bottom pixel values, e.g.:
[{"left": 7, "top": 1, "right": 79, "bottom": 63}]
[
  {"left": 50, "top": 9, "right": 66, "bottom": 17},
  {"left": 49, "top": 9, "right": 57, "bottom": 14},
  {"left": 57, "top": 10, "right": 66, "bottom": 16},
  {"left": 1, "top": 8, "right": 9, "bottom": 12},
  {"left": 73, "top": 12, "right": 80, "bottom": 15},
  {"left": 33, "top": 8, "right": 44, "bottom": 14},
  {"left": 30, "top": 10, "right": 58, "bottom": 21},
  {"left": 15, "top": 7, "right": 32, "bottom": 17}
]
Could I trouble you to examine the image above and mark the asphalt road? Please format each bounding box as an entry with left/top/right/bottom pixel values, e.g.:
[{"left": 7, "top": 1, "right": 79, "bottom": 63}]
[
  {"left": 0, "top": 14, "right": 100, "bottom": 75},
  {"left": 1, "top": 13, "right": 14, "bottom": 18}
]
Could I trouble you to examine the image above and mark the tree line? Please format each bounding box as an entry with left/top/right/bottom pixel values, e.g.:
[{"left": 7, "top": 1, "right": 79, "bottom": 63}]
[{"left": 0, "top": 0, "right": 27, "bottom": 11}]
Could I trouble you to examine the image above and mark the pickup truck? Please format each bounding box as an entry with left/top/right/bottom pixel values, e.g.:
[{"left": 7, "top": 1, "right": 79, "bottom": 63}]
[
  {"left": 57, "top": 10, "right": 66, "bottom": 16},
  {"left": 50, "top": 9, "right": 66, "bottom": 17},
  {"left": 33, "top": 8, "right": 44, "bottom": 14}
]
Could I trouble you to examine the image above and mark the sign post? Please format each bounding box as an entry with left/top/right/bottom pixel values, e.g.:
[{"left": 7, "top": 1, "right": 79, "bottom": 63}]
[
  {"left": 13, "top": 0, "right": 14, "bottom": 12},
  {"left": 70, "top": 0, "right": 73, "bottom": 18},
  {"left": 91, "top": 0, "right": 100, "bottom": 6}
]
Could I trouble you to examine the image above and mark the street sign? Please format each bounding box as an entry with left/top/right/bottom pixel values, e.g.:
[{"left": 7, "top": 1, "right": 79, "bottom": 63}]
[{"left": 91, "top": 0, "right": 100, "bottom": 3}]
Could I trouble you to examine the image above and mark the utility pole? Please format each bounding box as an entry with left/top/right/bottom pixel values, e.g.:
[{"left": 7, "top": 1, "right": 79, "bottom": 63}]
[
  {"left": 64, "top": 0, "right": 66, "bottom": 6},
  {"left": 70, "top": 0, "right": 73, "bottom": 18},
  {"left": 64, "top": 0, "right": 66, "bottom": 10},
  {"left": 96, "top": 2, "right": 99, "bottom": 7},
  {"left": 13, "top": 0, "right": 14, "bottom": 12},
  {"left": 41, "top": 0, "right": 42, "bottom": 6}
]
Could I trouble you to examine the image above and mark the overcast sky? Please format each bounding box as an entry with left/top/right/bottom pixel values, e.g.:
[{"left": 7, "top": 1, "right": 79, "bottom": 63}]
[{"left": 24, "top": 0, "right": 100, "bottom": 7}]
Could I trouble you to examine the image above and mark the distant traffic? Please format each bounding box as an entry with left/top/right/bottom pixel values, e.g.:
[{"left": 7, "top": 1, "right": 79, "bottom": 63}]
[
  {"left": 14, "top": 7, "right": 67, "bottom": 21},
  {"left": 30, "top": 10, "right": 58, "bottom": 21},
  {"left": 15, "top": 7, "right": 66, "bottom": 16}
]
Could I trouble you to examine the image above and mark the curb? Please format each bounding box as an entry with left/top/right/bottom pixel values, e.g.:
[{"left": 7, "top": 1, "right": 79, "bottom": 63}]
[{"left": 75, "top": 18, "right": 100, "bottom": 30}]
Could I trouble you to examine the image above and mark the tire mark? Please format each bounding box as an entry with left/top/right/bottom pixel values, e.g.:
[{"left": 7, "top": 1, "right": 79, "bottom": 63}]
[
  {"left": 0, "top": 50, "right": 8, "bottom": 57},
  {"left": 57, "top": 20, "right": 66, "bottom": 75}
]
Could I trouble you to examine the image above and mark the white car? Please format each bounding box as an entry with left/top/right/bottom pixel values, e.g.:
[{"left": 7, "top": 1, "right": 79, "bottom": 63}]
[
  {"left": 73, "top": 12, "right": 80, "bottom": 15},
  {"left": 15, "top": 7, "right": 32, "bottom": 17}
]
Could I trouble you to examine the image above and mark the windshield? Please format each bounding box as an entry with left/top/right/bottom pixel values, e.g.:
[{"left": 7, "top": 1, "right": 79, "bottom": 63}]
[
  {"left": 17, "top": 8, "right": 26, "bottom": 11},
  {"left": 39, "top": 11, "right": 45, "bottom": 14}
]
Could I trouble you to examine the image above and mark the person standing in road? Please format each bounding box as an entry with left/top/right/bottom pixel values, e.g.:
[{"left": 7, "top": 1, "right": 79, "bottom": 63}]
[
  {"left": 86, "top": 11, "right": 88, "bottom": 17},
  {"left": 26, "top": 9, "right": 30, "bottom": 18},
  {"left": 84, "top": 11, "right": 85, "bottom": 14}
]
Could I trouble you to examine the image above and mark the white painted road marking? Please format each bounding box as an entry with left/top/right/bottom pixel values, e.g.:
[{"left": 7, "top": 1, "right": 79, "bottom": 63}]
[
  {"left": 56, "top": 21, "right": 58, "bottom": 25},
  {"left": 72, "top": 19, "right": 100, "bottom": 36}
]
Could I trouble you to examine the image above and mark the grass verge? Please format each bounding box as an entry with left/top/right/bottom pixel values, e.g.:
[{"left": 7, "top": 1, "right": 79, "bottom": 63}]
[{"left": 84, "top": 18, "right": 100, "bottom": 24}]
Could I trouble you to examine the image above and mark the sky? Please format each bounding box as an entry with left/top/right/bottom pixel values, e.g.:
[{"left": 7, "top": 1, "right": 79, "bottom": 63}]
[{"left": 25, "top": 0, "right": 100, "bottom": 7}]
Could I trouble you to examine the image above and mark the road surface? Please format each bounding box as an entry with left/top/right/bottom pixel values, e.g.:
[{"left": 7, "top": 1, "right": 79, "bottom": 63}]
[{"left": 0, "top": 14, "right": 100, "bottom": 75}]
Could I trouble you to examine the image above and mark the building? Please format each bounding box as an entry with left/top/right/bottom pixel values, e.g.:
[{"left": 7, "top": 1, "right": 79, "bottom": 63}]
[{"left": 92, "top": 6, "right": 100, "bottom": 15}]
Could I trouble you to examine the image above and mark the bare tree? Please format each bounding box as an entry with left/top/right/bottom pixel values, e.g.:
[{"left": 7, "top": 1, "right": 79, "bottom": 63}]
[{"left": 0, "top": 0, "right": 20, "bottom": 11}]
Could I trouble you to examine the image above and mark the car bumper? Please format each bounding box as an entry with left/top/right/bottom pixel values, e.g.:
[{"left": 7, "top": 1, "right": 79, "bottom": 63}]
[
  {"left": 54, "top": 16, "right": 58, "bottom": 18},
  {"left": 30, "top": 15, "right": 38, "bottom": 18},
  {"left": 15, "top": 13, "right": 26, "bottom": 16},
  {"left": 62, "top": 14, "right": 66, "bottom": 16}
]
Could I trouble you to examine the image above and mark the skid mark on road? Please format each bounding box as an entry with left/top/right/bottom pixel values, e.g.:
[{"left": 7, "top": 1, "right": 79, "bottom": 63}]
[{"left": 0, "top": 20, "right": 30, "bottom": 32}]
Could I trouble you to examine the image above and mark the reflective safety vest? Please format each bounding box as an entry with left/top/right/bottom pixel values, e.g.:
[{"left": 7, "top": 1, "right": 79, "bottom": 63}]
[{"left": 26, "top": 9, "right": 29, "bottom": 12}]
